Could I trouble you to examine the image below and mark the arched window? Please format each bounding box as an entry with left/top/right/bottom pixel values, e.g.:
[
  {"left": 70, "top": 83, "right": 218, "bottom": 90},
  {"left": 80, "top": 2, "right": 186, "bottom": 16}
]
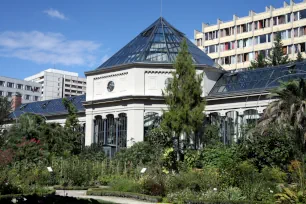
[
  {"left": 118, "top": 113, "right": 127, "bottom": 148},
  {"left": 105, "top": 114, "right": 116, "bottom": 145},
  {"left": 94, "top": 115, "right": 103, "bottom": 146},
  {"left": 144, "top": 112, "right": 160, "bottom": 137}
]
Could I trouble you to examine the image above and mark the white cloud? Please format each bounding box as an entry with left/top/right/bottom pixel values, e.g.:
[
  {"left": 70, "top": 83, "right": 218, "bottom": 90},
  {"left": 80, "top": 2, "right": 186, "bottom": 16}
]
[
  {"left": 44, "top": 8, "right": 67, "bottom": 20},
  {"left": 0, "top": 31, "right": 101, "bottom": 66}
]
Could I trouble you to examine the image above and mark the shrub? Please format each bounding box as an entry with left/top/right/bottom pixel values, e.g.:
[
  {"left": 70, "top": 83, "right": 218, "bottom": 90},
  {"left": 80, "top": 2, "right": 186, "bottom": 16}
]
[
  {"left": 165, "top": 168, "right": 221, "bottom": 193},
  {"left": 139, "top": 175, "right": 166, "bottom": 196},
  {"left": 241, "top": 126, "right": 296, "bottom": 170},
  {"left": 87, "top": 189, "right": 162, "bottom": 203},
  {"left": 109, "top": 178, "right": 141, "bottom": 193}
]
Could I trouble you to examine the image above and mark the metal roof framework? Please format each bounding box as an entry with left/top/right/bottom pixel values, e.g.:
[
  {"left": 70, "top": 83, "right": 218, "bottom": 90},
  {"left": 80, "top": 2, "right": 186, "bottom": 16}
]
[
  {"left": 10, "top": 95, "right": 85, "bottom": 119},
  {"left": 97, "top": 17, "right": 216, "bottom": 70},
  {"left": 209, "top": 62, "right": 306, "bottom": 97}
]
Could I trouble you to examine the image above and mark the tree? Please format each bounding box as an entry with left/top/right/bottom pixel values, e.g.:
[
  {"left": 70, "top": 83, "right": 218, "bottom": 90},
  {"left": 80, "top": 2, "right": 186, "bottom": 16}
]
[
  {"left": 162, "top": 39, "right": 205, "bottom": 162},
  {"left": 258, "top": 79, "right": 306, "bottom": 189},
  {"left": 267, "top": 32, "right": 290, "bottom": 66},
  {"left": 62, "top": 98, "right": 83, "bottom": 154},
  {"left": 249, "top": 53, "right": 267, "bottom": 69},
  {"left": 297, "top": 51, "right": 304, "bottom": 62},
  {"left": 0, "top": 97, "right": 11, "bottom": 127}
]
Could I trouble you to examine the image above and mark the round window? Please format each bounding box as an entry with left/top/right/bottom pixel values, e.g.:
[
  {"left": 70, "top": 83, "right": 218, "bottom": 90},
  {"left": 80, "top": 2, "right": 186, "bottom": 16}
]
[{"left": 107, "top": 81, "right": 115, "bottom": 92}]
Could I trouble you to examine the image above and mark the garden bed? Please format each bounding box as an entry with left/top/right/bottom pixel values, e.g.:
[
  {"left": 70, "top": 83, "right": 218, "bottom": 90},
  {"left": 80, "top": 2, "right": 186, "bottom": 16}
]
[
  {"left": 184, "top": 200, "right": 267, "bottom": 204},
  {"left": 87, "top": 188, "right": 163, "bottom": 203}
]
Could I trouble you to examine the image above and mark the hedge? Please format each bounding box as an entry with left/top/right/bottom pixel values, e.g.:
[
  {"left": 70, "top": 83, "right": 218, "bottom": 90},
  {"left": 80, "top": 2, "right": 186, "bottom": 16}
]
[
  {"left": 0, "top": 190, "right": 55, "bottom": 201},
  {"left": 87, "top": 188, "right": 163, "bottom": 203},
  {"left": 185, "top": 200, "right": 267, "bottom": 204},
  {"left": 53, "top": 185, "right": 97, "bottom": 190}
]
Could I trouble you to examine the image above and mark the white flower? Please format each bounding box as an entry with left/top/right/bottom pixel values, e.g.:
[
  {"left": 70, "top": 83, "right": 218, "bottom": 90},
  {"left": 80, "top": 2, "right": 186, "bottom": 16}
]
[
  {"left": 11, "top": 198, "right": 17, "bottom": 203},
  {"left": 213, "top": 188, "right": 218, "bottom": 191},
  {"left": 270, "top": 190, "right": 274, "bottom": 194}
]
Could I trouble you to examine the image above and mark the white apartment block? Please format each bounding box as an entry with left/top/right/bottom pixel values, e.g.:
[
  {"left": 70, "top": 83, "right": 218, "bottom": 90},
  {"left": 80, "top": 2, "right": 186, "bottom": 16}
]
[
  {"left": 194, "top": 0, "right": 306, "bottom": 70},
  {"left": 0, "top": 76, "right": 42, "bottom": 103},
  {"left": 25, "top": 69, "right": 86, "bottom": 101}
]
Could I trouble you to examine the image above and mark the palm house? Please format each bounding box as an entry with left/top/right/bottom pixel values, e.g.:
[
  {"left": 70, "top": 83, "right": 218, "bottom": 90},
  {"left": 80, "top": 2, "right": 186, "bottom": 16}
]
[{"left": 9, "top": 17, "right": 306, "bottom": 157}]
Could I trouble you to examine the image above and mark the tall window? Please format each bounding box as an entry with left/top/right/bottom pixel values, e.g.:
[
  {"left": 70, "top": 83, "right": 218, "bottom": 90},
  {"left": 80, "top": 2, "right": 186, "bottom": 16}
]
[
  {"left": 17, "top": 84, "right": 23, "bottom": 89},
  {"left": 0, "top": 81, "right": 4, "bottom": 86},
  {"left": 7, "top": 82, "right": 14, "bottom": 88}
]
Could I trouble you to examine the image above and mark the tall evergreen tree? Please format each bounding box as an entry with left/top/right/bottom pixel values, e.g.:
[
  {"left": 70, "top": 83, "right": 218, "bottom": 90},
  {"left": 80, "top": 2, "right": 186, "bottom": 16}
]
[
  {"left": 268, "top": 32, "right": 290, "bottom": 66},
  {"left": 249, "top": 53, "right": 267, "bottom": 69},
  {"left": 297, "top": 51, "right": 304, "bottom": 62},
  {"left": 162, "top": 39, "right": 205, "bottom": 162},
  {"left": 63, "top": 98, "right": 83, "bottom": 153}
]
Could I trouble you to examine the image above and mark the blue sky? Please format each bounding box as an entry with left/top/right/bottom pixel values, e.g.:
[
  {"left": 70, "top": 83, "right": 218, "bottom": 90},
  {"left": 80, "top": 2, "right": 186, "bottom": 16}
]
[{"left": 0, "top": 0, "right": 294, "bottom": 79}]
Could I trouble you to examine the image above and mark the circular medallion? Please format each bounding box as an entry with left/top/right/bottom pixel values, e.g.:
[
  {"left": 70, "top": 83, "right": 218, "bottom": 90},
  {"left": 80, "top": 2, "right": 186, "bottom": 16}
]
[{"left": 107, "top": 81, "right": 115, "bottom": 92}]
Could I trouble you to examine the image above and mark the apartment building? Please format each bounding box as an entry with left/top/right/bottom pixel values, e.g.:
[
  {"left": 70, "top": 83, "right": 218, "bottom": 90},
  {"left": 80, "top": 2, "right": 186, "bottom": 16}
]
[
  {"left": 194, "top": 0, "right": 306, "bottom": 70},
  {"left": 24, "top": 69, "right": 86, "bottom": 101},
  {"left": 0, "top": 76, "right": 42, "bottom": 103}
]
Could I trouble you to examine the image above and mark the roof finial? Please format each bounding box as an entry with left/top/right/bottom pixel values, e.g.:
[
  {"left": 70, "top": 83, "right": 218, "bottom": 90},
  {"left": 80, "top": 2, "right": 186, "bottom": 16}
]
[{"left": 160, "top": 0, "right": 163, "bottom": 18}]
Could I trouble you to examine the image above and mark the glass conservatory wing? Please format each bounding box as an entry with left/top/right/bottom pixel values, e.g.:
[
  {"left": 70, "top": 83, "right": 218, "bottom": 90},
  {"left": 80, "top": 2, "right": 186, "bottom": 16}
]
[{"left": 209, "top": 62, "right": 306, "bottom": 97}]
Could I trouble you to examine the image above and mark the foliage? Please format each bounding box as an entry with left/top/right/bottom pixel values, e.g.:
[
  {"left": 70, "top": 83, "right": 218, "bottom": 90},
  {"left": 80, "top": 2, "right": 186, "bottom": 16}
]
[
  {"left": 63, "top": 98, "right": 83, "bottom": 154},
  {"left": 113, "top": 141, "right": 161, "bottom": 166},
  {"left": 203, "top": 124, "right": 221, "bottom": 146},
  {"left": 165, "top": 169, "right": 221, "bottom": 194},
  {"left": 87, "top": 188, "right": 163, "bottom": 203},
  {"left": 199, "top": 144, "right": 240, "bottom": 170},
  {"left": 267, "top": 32, "right": 290, "bottom": 66},
  {"left": 109, "top": 178, "right": 141, "bottom": 193},
  {"left": 249, "top": 53, "right": 267, "bottom": 69},
  {"left": 259, "top": 79, "right": 306, "bottom": 156},
  {"left": 275, "top": 187, "right": 306, "bottom": 204},
  {"left": 297, "top": 52, "right": 304, "bottom": 62},
  {"left": 162, "top": 39, "right": 206, "bottom": 162},
  {"left": 0, "top": 193, "right": 108, "bottom": 204},
  {"left": 0, "top": 96, "right": 10, "bottom": 127},
  {"left": 79, "top": 144, "right": 105, "bottom": 161},
  {"left": 241, "top": 125, "right": 296, "bottom": 170}
]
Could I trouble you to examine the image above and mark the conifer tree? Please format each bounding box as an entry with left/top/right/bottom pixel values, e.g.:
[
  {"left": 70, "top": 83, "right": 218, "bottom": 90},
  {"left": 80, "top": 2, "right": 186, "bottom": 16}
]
[
  {"left": 162, "top": 39, "right": 205, "bottom": 162},
  {"left": 268, "top": 32, "right": 290, "bottom": 66},
  {"left": 297, "top": 51, "right": 304, "bottom": 62},
  {"left": 249, "top": 53, "right": 267, "bottom": 69},
  {"left": 63, "top": 98, "right": 82, "bottom": 153}
]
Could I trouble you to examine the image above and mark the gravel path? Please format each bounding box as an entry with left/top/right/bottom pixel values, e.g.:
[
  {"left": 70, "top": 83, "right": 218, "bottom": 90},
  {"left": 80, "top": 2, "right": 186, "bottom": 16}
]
[{"left": 55, "top": 190, "right": 156, "bottom": 204}]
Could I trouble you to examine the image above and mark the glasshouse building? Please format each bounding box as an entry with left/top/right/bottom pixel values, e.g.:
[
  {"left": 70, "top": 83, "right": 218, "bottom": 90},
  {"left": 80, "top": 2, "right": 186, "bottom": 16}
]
[{"left": 9, "top": 17, "right": 306, "bottom": 156}]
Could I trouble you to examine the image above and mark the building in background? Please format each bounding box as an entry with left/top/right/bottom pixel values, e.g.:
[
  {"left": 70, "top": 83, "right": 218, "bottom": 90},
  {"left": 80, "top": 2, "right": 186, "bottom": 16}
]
[
  {"left": 195, "top": 0, "right": 306, "bottom": 70},
  {"left": 25, "top": 69, "right": 86, "bottom": 101},
  {"left": 0, "top": 76, "right": 42, "bottom": 103}
]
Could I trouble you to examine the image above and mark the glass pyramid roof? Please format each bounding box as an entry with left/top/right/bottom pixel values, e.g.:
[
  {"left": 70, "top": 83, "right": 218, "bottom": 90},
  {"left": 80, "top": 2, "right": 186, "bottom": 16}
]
[
  {"left": 209, "top": 62, "right": 306, "bottom": 97},
  {"left": 97, "top": 17, "right": 216, "bottom": 70}
]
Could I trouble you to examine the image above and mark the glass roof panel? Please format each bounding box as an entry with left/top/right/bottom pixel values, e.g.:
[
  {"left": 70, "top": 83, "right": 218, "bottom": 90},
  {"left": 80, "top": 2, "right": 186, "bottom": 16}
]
[
  {"left": 9, "top": 95, "right": 86, "bottom": 119},
  {"left": 209, "top": 62, "right": 306, "bottom": 97},
  {"left": 96, "top": 17, "right": 217, "bottom": 70}
]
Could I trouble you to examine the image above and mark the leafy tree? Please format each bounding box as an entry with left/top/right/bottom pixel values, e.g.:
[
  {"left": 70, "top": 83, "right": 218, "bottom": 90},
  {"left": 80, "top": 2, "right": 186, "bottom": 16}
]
[
  {"left": 297, "top": 51, "right": 304, "bottom": 62},
  {"left": 258, "top": 79, "right": 306, "bottom": 155},
  {"left": 241, "top": 125, "right": 296, "bottom": 170},
  {"left": 162, "top": 39, "right": 205, "bottom": 162},
  {"left": 249, "top": 53, "right": 267, "bottom": 69},
  {"left": 267, "top": 32, "right": 290, "bottom": 66},
  {"left": 258, "top": 79, "right": 306, "bottom": 190}
]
